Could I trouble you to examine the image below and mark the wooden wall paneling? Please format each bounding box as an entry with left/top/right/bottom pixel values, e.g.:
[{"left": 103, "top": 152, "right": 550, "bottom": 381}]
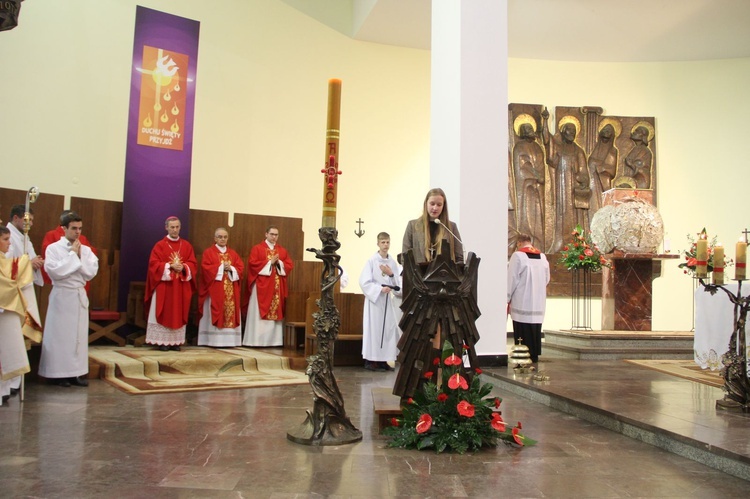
[
  {"left": 0, "top": 187, "right": 64, "bottom": 251},
  {"left": 188, "top": 209, "right": 230, "bottom": 258},
  {"left": 89, "top": 248, "right": 112, "bottom": 310},
  {"left": 70, "top": 197, "right": 123, "bottom": 251},
  {"left": 70, "top": 198, "right": 123, "bottom": 311},
  {"left": 288, "top": 260, "right": 324, "bottom": 293},
  {"left": 231, "top": 213, "right": 305, "bottom": 262}
]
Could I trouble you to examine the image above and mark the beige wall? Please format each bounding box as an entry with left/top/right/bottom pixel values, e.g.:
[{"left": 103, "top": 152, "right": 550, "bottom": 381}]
[{"left": 3, "top": 0, "right": 748, "bottom": 332}]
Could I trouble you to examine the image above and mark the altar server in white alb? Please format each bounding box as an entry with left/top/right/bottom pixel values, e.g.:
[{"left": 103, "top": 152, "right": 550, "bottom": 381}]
[
  {"left": 359, "top": 232, "right": 402, "bottom": 371},
  {"left": 507, "top": 232, "right": 550, "bottom": 363},
  {"left": 39, "top": 212, "right": 98, "bottom": 387}
]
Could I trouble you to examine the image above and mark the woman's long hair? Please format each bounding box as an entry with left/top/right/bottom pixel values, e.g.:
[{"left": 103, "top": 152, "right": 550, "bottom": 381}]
[{"left": 419, "top": 187, "right": 455, "bottom": 261}]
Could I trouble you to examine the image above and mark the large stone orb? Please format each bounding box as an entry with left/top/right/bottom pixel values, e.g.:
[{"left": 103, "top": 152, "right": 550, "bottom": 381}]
[{"left": 590, "top": 198, "right": 664, "bottom": 254}]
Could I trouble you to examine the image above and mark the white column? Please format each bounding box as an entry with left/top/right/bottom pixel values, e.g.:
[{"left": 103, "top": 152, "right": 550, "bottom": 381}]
[{"left": 431, "top": 0, "right": 508, "bottom": 358}]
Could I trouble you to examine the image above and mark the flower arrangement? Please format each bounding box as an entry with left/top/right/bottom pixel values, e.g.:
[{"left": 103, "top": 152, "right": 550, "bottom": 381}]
[
  {"left": 559, "top": 224, "right": 610, "bottom": 272},
  {"left": 678, "top": 228, "right": 733, "bottom": 276},
  {"left": 383, "top": 341, "right": 535, "bottom": 454}
]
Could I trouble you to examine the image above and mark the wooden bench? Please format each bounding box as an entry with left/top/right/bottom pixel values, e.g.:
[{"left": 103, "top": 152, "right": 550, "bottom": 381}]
[
  {"left": 372, "top": 387, "right": 403, "bottom": 433},
  {"left": 284, "top": 321, "right": 306, "bottom": 350},
  {"left": 304, "top": 333, "right": 364, "bottom": 365}
]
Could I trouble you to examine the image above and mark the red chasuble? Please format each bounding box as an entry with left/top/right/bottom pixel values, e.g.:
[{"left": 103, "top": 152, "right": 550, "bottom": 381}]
[
  {"left": 198, "top": 245, "right": 243, "bottom": 329},
  {"left": 145, "top": 237, "right": 197, "bottom": 330},
  {"left": 246, "top": 241, "right": 294, "bottom": 321}
]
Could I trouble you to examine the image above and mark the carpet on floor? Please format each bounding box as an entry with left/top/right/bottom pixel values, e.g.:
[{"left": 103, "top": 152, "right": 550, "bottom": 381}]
[
  {"left": 88, "top": 346, "right": 308, "bottom": 395},
  {"left": 624, "top": 359, "right": 723, "bottom": 388}
]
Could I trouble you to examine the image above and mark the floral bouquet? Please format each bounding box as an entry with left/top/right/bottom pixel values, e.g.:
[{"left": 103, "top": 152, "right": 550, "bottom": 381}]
[
  {"left": 678, "top": 228, "right": 733, "bottom": 276},
  {"left": 383, "top": 341, "right": 535, "bottom": 454},
  {"left": 559, "top": 224, "right": 610, "bottom": 271}
]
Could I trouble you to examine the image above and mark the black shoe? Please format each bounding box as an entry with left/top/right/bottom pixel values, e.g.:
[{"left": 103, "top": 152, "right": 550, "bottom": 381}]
[
  {"left": 381, "top": 362, "right": 395, "bottom": 371},
  {"left": 51, "top": 378, "right": 71, "bottom": 387},
  {"left": 158, "top": 345, "right": 169, "bottom": 352},
  {"left": 70, "top": 376, "right": 89, "bottom": 387},
  {"left": 10, "top": 388, "right": 19, "bottom": 396},
  {"left": 169, "top": 345, "right": 181, "bottom": 351},
  {"left": 2, "top": 395, "right": 9, "bottom": 403},
  {"left": 364, "top": 361, "right": 385, "bottom": 372}
]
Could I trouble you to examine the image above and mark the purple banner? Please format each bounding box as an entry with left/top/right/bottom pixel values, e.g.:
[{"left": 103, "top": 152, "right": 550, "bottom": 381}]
[{"left": 119, "top": 6, "right": 200, "bottom": 310}]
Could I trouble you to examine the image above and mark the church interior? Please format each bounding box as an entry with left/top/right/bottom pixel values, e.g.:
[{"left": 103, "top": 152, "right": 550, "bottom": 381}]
[{"left": 2, "top": 0, "right": 750, "bottom": 496}]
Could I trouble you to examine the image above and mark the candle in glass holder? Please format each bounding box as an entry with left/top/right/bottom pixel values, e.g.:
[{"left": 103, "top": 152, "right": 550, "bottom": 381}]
[
  {"left": 712, "top": 245, "right": 724, "bottom": 285},
  {"left": 736, "top": 238, "right": 747, "bottom": 280},
  {"left": 695, "top": 237, "right": 708, "bottom": 278}
]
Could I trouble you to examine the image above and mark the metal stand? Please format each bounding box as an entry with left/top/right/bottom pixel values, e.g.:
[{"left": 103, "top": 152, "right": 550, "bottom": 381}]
[
  {"left": 287, "top": 227, "right": 362, "bottom": 445},
  {"left": 698, "top": 278, "right": 750, "bottom": 411},
  {"left": 571, "top": 268, "right": 593, "bottom": 330}
]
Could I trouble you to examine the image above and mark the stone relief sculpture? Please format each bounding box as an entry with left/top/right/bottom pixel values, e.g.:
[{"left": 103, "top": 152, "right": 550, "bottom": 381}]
[
  {"left": 508, "top": 103, "right": 656, "bottom": 260},
  {"left": 588, "top": 118, "right": 621, "bottom": 197},
  {"left": 542, "top": 109, "right": 589, "bottom": 254},
  {"left": 511, "top": 113, "right": 546, "bottom": 250},
  {"left": 621, "top": 121, "right": 655, "bottom": 189}
]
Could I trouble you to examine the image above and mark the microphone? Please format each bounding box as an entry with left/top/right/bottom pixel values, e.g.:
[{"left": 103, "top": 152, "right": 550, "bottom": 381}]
[
  {"left": 381, "top": 283, "right": 401, "bottom": 291},
  {"left": 433, "top": 219, "right": 464, "bottom": 245}
]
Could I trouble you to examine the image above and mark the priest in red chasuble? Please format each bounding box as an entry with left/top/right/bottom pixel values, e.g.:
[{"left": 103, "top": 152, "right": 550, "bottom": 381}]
[
  {"left": 242, "top": 225, "right": 293, "bottom": 347},
  {"left": 197, "top": 227, "right": 243, "bottom": 347},
  {"left": 145, "top": 216, "right": 197, "bottom": 351}
]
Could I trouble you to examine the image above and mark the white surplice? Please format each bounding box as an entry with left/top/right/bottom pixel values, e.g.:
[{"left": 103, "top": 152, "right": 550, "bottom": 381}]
[
  {"left": 38, "top": 238, "right": 98, "bottom": 379},
  {"left": 359, "top": 252, "right": 402, "bottom": 362}
]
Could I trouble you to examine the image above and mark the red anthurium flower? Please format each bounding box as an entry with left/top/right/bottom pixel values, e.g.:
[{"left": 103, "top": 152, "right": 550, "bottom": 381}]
[
  {"left": 475, "top": 367, "right": 483, "bottom": 375},
  {"left": 407, "top": 397, "right": 414, "bottom": 404},
  {"left": 574, "top": 243, "right": 580, "bottom": 248},
  {"left": 423, "top": 371, "right": 434, "bottom": 380},
  {"left": 444, "top": 354, "right": 462, "bottom": 366},
  {"left": 416, "top": 414, "right": 432, "bottom": 434},
  {"left": 437, "top": 393, "right": 448, "bottom": 402},
  {"left": 490, "top": 413, "right": 505, "bottom": 432},
  {"left": 584, "top": 248, "right": 594, "bottom": 257},
  {"left": 462, "top": 344, "right": 469, "bottom": 350},
  {"left": 494, "top": 397, "right": 501, "bottom": 408},
  {"left": 563, "top": 245, "right": 569, "bottom": 251},
  {"left": 457, "top": 400, "right": 475, "bottom": 417},
  {"left": 578, "top": 255, "right": 585, "bottom": 260},
  {"left": 433, "top": 357, "right": 441, "bottom": 366},
  {"left": 517, "top": 421, "right": 523, "bottom": 429},
  {"left": 512, "top": 427, "right": 524, "bottom": 445},
  {"left": 390, "top": 418, "right": 399, "bottom": 427},
  {"left": 448, "top": 373, "right": 468, "bottom": 390},
  {"left": 687, "top": 257, "right": 697, "bottom": 267}
]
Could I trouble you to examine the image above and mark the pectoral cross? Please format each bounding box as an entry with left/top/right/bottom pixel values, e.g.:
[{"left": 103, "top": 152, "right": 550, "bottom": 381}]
[{"left": 742, "top": 228, "right": 750, "bottom": 243}]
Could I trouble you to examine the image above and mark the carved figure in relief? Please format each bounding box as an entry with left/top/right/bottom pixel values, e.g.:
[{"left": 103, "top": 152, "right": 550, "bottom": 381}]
[
  {"left": 512, "top": 114, "right": 545, "bottom": 250},
  {"left": 588, "top": 119, "right": 621, "bottom": 196},
  {"left": 541, "top": 109, "right": 589, "bottom": 253},
  {"left": 623, "top": 121, "right": 654, "bottom": 189}
]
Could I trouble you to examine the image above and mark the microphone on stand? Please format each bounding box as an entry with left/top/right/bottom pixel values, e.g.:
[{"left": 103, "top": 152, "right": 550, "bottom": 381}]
[{"left": 433, "top": 219, "right": 464, "bottom": 245}]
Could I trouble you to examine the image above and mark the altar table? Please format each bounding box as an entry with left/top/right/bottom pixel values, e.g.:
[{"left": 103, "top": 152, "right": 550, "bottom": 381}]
[{"left": 694, "top": 282, "right": 749, "bottom": 371}]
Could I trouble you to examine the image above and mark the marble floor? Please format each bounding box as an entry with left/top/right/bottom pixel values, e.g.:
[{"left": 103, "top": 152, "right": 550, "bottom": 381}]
[{"left": 1, "top": 351, "right": 749, "bottom": 498}]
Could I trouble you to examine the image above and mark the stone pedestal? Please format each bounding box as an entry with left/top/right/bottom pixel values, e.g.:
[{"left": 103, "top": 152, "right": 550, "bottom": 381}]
[{"left": 602, "top": 252, "right": 678, "bottom": 331}]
